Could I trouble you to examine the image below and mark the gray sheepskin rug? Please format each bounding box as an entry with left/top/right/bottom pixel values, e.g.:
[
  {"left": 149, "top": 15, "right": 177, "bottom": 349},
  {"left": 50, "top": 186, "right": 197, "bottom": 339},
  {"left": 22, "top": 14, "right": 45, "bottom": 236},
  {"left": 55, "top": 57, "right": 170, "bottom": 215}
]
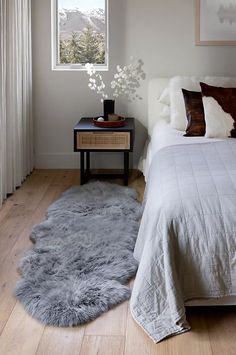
[{"left": 15, "top": 181, "right": 142, "bottom": 327}]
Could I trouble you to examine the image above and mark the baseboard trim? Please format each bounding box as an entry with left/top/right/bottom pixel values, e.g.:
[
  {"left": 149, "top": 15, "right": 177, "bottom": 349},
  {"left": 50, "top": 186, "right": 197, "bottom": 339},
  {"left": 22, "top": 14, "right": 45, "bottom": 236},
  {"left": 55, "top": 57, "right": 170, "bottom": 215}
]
[
  {"left": 35, "top": 153, "right": 79, "bottom": 169},
  {"left": 35, "top": 153, "right": 135, "bottom": 170}
]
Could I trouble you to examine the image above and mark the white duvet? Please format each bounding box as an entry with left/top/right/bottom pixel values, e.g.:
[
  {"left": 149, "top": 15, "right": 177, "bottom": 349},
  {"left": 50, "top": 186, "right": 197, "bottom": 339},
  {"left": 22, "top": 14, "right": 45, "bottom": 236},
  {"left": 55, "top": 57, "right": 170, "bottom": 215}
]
[
  {"left": 132, "top": 129, "right": 236, "bottom": 342},
  {"left": 143, "top": 121, "right": 223, "bottom": 180}
]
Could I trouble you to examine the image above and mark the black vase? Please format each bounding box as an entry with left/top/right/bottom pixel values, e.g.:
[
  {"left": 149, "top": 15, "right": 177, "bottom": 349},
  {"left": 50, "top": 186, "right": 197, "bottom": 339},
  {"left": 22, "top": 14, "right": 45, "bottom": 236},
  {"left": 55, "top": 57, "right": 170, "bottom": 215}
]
[{"left": 103, "top": 99, "right": 115, "bottom": 121}]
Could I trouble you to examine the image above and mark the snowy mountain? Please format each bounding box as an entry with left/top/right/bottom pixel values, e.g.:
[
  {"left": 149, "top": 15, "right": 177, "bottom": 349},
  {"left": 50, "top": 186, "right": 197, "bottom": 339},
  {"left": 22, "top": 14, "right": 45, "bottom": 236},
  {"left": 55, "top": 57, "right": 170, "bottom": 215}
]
[{"left": 59, "top": 8, "right": 105, "bottom": 40}]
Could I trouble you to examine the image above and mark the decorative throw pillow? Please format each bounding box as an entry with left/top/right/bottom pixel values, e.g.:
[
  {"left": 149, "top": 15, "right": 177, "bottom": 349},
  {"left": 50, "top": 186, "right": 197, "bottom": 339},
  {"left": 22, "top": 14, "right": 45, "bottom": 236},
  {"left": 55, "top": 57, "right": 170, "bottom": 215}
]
[
  {"left": 182, "top": 89, "right": 205, "bottom": 136},
  {"left": 169, "top": 76, "right": 236, "bottom": 131},
  {"left": 200, "top": 82, "right": 236, "bottom": 138}
]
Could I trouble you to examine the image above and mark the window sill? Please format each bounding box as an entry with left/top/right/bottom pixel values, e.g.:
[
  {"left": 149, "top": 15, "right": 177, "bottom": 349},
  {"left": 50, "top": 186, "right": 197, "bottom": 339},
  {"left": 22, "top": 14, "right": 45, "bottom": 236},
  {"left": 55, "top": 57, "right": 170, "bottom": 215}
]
[{"left": 52, "top": 65, "right": 109, "bottom": 72}]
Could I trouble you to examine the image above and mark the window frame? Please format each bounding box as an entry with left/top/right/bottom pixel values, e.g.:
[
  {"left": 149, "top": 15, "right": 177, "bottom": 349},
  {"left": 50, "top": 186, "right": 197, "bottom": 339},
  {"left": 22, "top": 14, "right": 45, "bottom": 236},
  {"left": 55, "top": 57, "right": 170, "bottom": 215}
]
[{"left": 51, "top": 0, "right": 109, "bottom": 71}]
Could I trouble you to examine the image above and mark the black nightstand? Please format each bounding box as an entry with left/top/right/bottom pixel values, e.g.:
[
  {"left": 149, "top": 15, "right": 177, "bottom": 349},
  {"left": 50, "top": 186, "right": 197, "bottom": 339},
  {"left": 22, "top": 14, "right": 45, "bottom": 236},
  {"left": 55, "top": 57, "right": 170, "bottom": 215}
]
[{"left": 74, "top": 117, "right": 135, "bottom": 185}]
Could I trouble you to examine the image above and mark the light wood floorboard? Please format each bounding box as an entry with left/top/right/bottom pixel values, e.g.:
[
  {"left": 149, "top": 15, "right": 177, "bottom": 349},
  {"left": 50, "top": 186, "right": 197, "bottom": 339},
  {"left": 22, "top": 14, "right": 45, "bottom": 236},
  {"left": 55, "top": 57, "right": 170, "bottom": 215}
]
[
  {"left": 0, "top": 170, "right": 235, "bottom": 355},
  {"left": 85, "top": 301, "right": 128, "bottom": 337},
  {"left": 36, "top": 326, "right": 85, "bottom": 355},
  {"left": 80, "top": 336, "right": 125, "bottom": 355}
]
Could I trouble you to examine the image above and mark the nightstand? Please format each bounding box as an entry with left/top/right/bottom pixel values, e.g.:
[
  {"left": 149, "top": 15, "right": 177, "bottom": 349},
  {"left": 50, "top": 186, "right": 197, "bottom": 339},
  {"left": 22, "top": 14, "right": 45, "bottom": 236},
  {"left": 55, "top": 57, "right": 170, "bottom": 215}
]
[{"left": 74, "top": 117, "right": 135, "bottom": 185}]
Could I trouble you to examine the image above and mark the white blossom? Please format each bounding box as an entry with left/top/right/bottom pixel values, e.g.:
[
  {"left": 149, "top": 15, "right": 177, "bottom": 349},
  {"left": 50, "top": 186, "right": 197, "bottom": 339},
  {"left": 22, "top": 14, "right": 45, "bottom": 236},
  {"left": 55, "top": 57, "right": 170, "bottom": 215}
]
[
  {"left": 86, "top": 58, "right": 146, "bottom": 102},
  {"left": 85, "top": 63, "right": 96, "bottom": 76}
]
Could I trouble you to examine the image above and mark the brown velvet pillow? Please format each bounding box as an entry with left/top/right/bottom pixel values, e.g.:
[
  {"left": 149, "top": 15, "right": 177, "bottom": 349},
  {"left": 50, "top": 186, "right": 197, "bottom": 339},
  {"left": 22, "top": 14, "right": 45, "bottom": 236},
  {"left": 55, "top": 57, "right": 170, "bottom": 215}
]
[
  {"left": 182, "top": 89, "right": 205, "bottom": 137},
  {"left": 200, "top": 82, "right": 236, "bottom": 138}
]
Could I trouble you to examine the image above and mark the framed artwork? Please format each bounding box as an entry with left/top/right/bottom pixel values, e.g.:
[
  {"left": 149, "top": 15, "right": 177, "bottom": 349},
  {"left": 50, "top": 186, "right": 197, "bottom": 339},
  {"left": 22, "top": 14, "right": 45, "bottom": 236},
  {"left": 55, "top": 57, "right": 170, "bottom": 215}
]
[{"left": 196, "top": 0, "right": 236, "bottom": 45}]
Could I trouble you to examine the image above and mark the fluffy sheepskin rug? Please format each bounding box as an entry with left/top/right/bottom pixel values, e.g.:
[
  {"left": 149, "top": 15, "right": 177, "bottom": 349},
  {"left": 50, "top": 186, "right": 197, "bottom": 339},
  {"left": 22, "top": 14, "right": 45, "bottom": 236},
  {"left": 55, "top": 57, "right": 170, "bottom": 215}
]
[{"left": 15, "top": 181, "right": 142, "bottom": 326}]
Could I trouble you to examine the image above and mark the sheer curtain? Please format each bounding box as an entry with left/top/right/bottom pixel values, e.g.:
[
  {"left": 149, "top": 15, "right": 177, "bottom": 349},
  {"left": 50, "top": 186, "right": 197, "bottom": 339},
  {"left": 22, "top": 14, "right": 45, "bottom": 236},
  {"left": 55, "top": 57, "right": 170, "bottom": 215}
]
[{"left": 0, "top": 0, "right": 34, "bottom": 206}]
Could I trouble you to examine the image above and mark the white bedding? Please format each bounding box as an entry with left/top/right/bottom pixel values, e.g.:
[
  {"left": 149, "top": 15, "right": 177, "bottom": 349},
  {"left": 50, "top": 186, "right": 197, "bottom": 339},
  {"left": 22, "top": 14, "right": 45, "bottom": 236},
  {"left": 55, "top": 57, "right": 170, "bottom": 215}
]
[
  {"left": 132, "top": 137, "right": 236, "bottom": 342},
  {"left": 143, "top": 121, "right": 224, "bottom": 181},
  {"left": 140, "top": 122, "right": 236, "bottom": 309},
  {"left": 133, "top": 77, "right": 236, "bottom": 343}
]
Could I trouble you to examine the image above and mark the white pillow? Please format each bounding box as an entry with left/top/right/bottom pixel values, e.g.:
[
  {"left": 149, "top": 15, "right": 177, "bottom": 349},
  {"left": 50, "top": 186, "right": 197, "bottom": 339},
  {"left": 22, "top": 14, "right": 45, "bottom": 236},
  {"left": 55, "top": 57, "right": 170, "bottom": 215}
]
[
  {"left": 169, "top": 76, "right": 236, "bottom": 131},
  {"left": 159, "top": 105, "right": 170, "bottom": 118},
  {"left": 158, "top": 87, "right": 170, "bottom": 106}
]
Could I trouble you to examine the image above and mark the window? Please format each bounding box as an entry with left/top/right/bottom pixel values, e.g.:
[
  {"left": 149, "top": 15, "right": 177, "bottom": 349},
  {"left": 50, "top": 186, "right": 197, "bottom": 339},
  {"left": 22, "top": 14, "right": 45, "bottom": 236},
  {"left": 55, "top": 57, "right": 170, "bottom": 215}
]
[{"left": 52, "top": 0, "right": 108, "bottom": 70}]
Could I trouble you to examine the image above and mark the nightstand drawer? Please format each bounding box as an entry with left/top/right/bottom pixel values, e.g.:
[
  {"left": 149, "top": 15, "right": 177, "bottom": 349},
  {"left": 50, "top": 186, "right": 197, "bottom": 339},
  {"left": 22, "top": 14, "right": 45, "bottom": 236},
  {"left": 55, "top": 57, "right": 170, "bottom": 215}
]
[{"left": 76, "top": 132, "right": 130, "bottom": 150}]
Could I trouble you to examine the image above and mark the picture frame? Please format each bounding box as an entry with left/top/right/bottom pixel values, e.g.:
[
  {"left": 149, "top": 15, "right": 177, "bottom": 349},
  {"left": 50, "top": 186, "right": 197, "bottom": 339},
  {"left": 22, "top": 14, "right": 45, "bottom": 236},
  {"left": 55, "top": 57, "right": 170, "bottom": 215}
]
[{"left": 196, "top": 0, "right": 236, "bottom": 46}]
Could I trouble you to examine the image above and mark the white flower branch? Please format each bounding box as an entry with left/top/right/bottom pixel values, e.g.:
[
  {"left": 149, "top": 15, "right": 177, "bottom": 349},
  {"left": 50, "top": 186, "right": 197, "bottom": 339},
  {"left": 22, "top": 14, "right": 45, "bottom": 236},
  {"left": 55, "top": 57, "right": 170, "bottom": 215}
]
[{"left": 85, "top": 58, "right": 146, "bottom": 102}]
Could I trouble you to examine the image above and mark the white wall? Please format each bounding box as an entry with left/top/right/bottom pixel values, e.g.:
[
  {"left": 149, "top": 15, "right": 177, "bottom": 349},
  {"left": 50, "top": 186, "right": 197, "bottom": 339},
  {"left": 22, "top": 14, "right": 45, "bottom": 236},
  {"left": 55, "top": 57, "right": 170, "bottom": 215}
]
[
  {"left": 32, "top": 0, "right": 236, "bottom": 169},
  {"left": 123, "top": 0, "right": 236, "bottom": 127},
  {"left": 33, "top": 0, "right": 129, "bottom": 169}
]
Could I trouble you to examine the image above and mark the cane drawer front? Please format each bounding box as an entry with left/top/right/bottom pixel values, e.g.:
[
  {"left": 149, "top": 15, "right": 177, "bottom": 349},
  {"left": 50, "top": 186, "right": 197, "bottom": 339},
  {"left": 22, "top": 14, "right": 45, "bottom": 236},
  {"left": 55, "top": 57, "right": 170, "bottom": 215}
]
[{"left": 76, "top": 131, "right": 130, "bottom": 150}]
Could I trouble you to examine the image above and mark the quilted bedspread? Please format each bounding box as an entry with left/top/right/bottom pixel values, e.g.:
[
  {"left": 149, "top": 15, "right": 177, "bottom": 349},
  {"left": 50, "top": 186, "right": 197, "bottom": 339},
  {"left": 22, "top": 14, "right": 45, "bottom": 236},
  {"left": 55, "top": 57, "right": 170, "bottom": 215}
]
[{"left": 131, "top": 141, "right": 236, "bottom": 342}]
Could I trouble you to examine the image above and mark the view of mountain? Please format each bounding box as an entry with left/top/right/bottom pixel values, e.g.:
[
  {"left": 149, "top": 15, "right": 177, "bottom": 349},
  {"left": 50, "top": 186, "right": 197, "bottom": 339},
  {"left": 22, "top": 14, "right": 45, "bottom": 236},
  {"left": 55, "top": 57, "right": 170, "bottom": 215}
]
[{"left": 59, "top": 8, "right": 105, "bottom": 40}]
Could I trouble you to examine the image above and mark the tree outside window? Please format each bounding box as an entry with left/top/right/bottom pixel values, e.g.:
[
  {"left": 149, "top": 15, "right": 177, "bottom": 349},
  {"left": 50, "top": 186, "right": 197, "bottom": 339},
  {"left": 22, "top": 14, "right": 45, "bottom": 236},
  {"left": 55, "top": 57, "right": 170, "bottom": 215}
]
[{"left": 57, "top": 0, "right": 107, "bottom": 66}]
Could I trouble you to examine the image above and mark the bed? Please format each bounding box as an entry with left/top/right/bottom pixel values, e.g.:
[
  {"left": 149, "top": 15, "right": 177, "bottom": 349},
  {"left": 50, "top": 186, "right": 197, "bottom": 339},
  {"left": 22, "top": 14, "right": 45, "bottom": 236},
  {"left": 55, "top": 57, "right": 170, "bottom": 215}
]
[{"left": 131, "top": 77, "right": 236, "bottom": 343}]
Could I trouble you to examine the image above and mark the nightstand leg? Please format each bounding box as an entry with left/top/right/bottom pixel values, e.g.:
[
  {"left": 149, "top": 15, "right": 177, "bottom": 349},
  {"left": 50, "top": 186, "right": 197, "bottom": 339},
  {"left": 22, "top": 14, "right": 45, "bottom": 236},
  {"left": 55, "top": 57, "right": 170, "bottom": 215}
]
[
  {"left": 124, "top": 152, "right": 129, "bottom": 186},
  {"left": 86, "top": 152, "right": 90, "bottom": 180},
  {"left": 80, "top": 151, "right": 85, "bottom": 185}
]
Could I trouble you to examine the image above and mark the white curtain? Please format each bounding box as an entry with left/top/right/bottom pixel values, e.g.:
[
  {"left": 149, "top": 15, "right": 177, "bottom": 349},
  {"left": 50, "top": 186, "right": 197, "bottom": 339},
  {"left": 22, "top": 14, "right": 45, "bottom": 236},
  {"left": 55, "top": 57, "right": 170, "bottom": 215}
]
[{"left": 0, "top": 0, "right": 34, "bottom": 206}]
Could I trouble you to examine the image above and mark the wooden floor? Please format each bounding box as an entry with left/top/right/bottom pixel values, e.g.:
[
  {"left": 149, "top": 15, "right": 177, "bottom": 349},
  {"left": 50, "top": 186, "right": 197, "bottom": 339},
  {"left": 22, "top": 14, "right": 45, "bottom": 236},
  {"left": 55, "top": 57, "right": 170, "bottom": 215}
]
[{"left": 0, "top": 170, "right": 235, "bottom": 355}]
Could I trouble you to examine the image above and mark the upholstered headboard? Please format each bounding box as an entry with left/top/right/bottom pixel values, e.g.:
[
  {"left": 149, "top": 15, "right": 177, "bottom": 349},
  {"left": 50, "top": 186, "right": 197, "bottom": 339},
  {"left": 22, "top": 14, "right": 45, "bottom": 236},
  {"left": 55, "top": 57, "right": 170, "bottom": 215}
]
[{"left": 148, "top": 78, "right": 170, "bottom": 134}]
